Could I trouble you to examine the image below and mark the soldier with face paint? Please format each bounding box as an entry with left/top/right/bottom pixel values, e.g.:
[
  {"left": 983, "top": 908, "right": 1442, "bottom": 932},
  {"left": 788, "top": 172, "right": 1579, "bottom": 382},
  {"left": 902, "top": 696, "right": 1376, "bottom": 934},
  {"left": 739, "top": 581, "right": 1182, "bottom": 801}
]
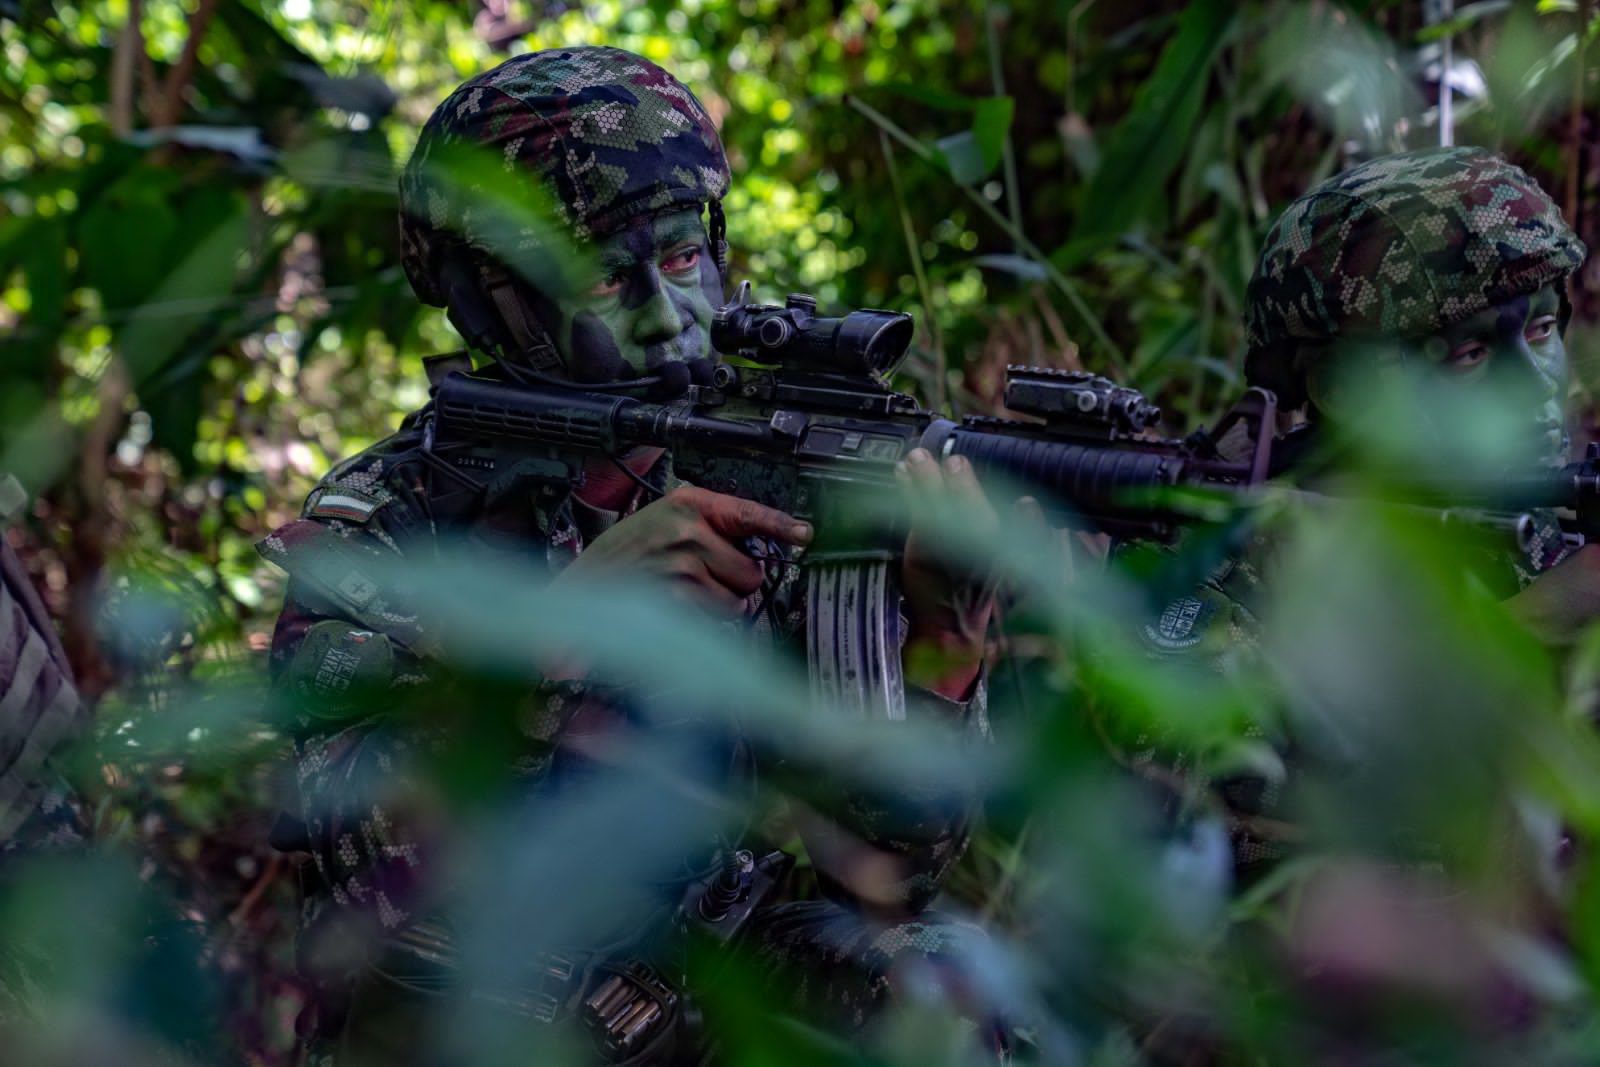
[
  {"left": 1121, "top": 150, "right": 1599, "bottom": 1059},
  {"left": 260, "top": 47, "right": 1007, "bottom": 1065},
  {"left": 1144, "top": 147, "right": 1591, "bottom": 853},
  {"left": 1244, "top": 146, "right": 1591, "bottom": 599},
  {"left": 1143, "top": 148, "right": 1591, "bottom": 674}
]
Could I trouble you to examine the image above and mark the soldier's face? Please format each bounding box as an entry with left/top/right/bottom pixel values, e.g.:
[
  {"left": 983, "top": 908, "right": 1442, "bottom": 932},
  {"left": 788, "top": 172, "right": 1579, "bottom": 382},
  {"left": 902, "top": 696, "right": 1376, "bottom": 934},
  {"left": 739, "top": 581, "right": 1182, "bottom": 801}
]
[
  {"left": 1424, "top": 283, "right": 1569, "bottom": 464},
  {"left": 1314, "top": 283, "right": 1571, "bottom": 470},
  {"left": 543, "top": 208, "right": 723, "bottom": 386}
]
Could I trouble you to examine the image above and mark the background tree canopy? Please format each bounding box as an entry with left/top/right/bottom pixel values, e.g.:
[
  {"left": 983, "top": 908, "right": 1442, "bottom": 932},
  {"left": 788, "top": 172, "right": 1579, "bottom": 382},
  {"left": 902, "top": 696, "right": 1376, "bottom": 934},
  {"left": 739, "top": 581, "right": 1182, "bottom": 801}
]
[{"left": 3, "top": 1, "right": 1600, "bottom": 1064}]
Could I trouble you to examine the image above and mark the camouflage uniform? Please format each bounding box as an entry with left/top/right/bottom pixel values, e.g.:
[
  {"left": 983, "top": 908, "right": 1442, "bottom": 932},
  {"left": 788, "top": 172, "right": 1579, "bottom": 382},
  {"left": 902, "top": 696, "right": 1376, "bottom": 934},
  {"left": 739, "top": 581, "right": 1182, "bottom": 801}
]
[{"left": 263, "top": 48, "right": 997, "bottom": 1064}]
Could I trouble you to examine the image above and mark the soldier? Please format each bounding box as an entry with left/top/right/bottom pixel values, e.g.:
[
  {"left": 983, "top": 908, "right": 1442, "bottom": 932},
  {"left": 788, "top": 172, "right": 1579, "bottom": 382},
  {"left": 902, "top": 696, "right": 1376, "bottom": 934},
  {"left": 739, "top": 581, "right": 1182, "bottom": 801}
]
[
  {"left": 1146, "top": 145, "right": 1587, "bottom": 852},
  {"left": 260, "top": 47, "right": 1007, "bottom": 1064},
  {"left": 1244, "top": 146, "right": 1590, "bottom": 610},
  {"left": 1131, "top": 147, "right": 1592, "bottom": 1057},
  {"left": 1142, "top": 147, "right": 1588, "bottom": 676}
]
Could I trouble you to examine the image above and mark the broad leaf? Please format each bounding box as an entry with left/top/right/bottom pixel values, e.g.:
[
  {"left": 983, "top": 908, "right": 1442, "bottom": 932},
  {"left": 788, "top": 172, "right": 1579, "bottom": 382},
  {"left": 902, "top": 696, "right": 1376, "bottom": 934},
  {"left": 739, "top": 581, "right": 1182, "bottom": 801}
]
[
  {"left": 1068, "top": 0, "right": 1234, "bottom": 256},
  {"left": 973, "top": 95, "right": 1015, "bottom": 173}
]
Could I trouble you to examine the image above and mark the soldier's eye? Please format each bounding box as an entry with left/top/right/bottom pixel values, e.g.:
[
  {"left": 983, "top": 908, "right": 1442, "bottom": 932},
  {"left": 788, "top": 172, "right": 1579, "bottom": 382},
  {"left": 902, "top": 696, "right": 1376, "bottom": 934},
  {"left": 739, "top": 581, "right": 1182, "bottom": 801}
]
[
  {"left": 661, "top": 246, "right": 700, "bottom": 274},
  {"left": 587, "top": 272, "right": 627, "bottom": 298},
  {"left": 1526, "top": 316, "right": 1558, "bottom": 343},
  {"left": 1444, "top": 341, "right": 1490, "bottom": 371}
]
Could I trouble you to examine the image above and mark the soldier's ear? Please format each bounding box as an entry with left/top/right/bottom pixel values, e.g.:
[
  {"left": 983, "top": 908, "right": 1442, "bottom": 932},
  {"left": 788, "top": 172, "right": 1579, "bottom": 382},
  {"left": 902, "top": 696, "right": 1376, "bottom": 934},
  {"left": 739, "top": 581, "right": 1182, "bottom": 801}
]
[
  {"left": 1244, "top": 339, "right": 1311, "bottom": 411},
  {"left": 1299, "top": 344, "right": 1356, "bottom": 424}
]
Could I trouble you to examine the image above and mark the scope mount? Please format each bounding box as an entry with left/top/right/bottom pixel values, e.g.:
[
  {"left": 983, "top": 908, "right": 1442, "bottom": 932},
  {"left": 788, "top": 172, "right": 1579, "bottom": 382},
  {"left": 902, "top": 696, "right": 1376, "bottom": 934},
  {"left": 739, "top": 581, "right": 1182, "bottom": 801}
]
[{"left": 1003, "top": 366, "right": 1161, "bottom": 439}]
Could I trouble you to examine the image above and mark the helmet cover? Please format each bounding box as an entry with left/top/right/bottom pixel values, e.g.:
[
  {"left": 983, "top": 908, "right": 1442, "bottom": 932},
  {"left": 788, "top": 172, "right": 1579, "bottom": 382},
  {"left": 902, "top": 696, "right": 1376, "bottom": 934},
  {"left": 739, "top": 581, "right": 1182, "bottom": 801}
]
[
  {"left": 1246, "top": 146, "right": 1585, "bottom": 358},
  {"left": 399, "top": 46, "right": 731, "bottom": 307}
]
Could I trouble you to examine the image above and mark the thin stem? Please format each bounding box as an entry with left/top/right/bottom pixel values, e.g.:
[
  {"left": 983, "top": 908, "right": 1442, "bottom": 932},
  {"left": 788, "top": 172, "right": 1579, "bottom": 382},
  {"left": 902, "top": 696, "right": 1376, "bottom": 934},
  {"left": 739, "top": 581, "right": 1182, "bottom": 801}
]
[
  {"left": 880, "top": 130, "right": 948, "bottom": 411},
  {"left": 109, "top": 0, "right": 145, "bottom": 136},
  {"left": 986, "top": 6, "right": 1025, "bottom": 252},
  {"left": 1567, "top": 0, "right": 1592, "bottom": 223},
  {"left": 847, "top": 95, "right": 1128, "bottom": 374},
  {"left": 152, "top": 0, "right": 221, "bottom": 128}
]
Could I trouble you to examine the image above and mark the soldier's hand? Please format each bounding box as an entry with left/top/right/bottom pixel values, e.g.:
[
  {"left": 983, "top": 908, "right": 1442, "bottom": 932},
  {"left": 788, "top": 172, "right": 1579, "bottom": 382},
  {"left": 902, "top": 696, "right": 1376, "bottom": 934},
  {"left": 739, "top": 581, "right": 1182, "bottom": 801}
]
[
  {"left": 898, "top": 448, "right": 1003, "bottom": 701},
  {"left": 1507, "top": 543, "right": 1600, "bottom": 644},
  {"left": 556, "top": 485, "right": 811, "bottom": 616}
]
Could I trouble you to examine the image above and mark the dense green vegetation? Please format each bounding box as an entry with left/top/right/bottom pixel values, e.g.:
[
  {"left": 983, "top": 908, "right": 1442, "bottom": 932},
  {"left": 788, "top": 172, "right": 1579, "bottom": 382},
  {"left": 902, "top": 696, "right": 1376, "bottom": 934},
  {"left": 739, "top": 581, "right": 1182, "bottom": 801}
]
[{"left": 4, "top": 1, "right": 1600, "bottom": 1063}]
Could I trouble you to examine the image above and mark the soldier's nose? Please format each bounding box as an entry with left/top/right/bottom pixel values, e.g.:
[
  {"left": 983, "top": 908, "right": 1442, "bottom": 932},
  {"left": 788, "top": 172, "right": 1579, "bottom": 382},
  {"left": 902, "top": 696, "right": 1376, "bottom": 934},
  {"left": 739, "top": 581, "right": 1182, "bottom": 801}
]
[
  {"left": 1505, "top": 336, "right": 1556, "bottom": 389},
  {"left": 633, "top": 282, "right": 683, "bottom": 346}
]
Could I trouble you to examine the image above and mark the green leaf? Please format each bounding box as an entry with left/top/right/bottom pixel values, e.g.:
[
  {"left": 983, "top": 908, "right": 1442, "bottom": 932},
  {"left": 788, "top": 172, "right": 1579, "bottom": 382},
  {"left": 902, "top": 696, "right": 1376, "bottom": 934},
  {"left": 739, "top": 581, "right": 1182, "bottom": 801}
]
[
  {"left": 974, "top": 253, "right": 1048, "bottom": 283},
  {"left": 3, "top": 217, "right": 67, "bottom": 377},
  {"left": 1175, "top": 109, "right": 1226, "bottom": 219},
  {"left": 1068, "top": 0, "right": 1234, "bottom": 257},
  {"left": 116, "top": 200, "right": 250, "bottom": 387},
  {"left": 935, "top": 130, "right": 989, "bottom": 185},
  {"left": 973, "top": 95, "right": 1014, "bottom": 173},
  {"left": 934, "top": 96, "right": 1014, "bottom": 184},
  {"left": 142, "top": 353, "right": 209, "bottom": 475},
  {"left": 77, "top": 167, "right": 181, "bottom": 313}
]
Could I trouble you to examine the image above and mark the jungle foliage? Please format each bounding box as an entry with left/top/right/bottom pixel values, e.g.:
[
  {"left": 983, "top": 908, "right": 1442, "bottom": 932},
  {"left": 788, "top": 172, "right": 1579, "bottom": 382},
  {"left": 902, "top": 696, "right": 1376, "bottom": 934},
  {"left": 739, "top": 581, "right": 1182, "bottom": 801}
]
[{"left": 4, "top": 0, "right": 1600, "bottom": 1064}]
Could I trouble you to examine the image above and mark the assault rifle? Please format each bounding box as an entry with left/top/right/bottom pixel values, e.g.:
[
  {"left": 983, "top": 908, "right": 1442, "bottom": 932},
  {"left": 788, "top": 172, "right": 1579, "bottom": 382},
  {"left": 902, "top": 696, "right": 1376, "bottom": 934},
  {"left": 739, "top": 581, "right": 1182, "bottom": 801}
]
[
  {"left": 418, "top": 292, "right": 1600, "bottom": 711},
  {"left": 418, "top": 292, "right": 1282, "bottom": 717}
]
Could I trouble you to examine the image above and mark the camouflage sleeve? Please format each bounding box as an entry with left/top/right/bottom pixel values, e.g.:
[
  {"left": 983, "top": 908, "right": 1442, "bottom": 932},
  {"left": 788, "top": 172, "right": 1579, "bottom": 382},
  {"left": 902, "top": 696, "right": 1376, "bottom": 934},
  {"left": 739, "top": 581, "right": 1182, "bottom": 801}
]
[
  {"left": 766, "top": 571, "right": 992, "bottom": 917},
  {"left": 1130, "top": 547, "right": 1294, "bottom": 882},
  {"left": 261, "top": 506, "right": 585, "bottom": 938},
  {"left": 0, "top": 524, "right": 84, "bottom": 849},
  {"left": 269, "top": 584, "right": 438, "bottom": 935}
]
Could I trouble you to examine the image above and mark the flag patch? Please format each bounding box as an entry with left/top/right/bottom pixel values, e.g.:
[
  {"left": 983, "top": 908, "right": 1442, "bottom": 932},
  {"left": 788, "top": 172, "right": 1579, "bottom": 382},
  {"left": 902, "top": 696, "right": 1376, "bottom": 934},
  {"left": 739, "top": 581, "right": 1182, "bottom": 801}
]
[{"left": 310, "top": 491, "right": 385, "bottom": 523}]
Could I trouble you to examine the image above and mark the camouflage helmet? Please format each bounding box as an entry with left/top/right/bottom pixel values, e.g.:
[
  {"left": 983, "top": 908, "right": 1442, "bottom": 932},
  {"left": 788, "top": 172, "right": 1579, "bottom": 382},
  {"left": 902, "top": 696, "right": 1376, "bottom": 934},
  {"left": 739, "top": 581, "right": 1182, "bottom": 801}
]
[
  {"left": 398, "top": 46, "right": 732, "bottom": 308},
  {"left": 1245, "top": 147, "right": 1585, "bottom": 395}
]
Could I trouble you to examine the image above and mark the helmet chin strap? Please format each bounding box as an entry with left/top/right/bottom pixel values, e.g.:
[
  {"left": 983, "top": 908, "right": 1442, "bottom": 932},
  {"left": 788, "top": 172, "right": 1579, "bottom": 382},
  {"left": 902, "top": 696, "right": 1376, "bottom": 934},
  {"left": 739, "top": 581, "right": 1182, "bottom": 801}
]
[
  {"left": 437, "top": 245, "right": 556, "bottom": 378},
  {"left": 479, "top": 263, "right": 565, "bottom": 378}
]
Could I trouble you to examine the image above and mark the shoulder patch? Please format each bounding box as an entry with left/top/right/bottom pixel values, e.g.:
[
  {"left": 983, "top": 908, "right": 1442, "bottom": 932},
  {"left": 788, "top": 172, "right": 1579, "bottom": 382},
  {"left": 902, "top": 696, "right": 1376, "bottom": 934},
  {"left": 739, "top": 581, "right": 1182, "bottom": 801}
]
[
  {"left": 309, "top": 486, "right": 387, "bottom": 524},
  {"left": 1141, "top": 579, "right": 1253, "bottom": 656},
  {"left": 285, "top": 621, "right": 396, "bottom": 720},
  {"left": 1144, "top": 593, "right": 1217, "bottom": 651}
]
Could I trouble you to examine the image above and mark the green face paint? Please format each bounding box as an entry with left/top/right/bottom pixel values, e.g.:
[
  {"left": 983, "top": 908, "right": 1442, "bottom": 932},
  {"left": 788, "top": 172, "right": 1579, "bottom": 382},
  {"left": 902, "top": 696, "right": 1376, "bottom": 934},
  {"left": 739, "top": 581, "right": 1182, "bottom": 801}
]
[
  {"left": 1311, "top": 284, "right": 1571, "bottom": 472},
  {"left": 541, "top": 207, "right": 724, "bottom": 387},
  {"left": 1422, "top": 283, "right": 1570, "bottom": 466}
]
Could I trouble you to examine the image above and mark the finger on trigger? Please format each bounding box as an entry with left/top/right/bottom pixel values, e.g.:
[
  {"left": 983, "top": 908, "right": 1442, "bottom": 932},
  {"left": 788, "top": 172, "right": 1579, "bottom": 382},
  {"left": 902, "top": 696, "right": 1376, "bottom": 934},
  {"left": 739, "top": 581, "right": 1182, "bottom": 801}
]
[{"left": 704, "top": 491, "right": 812, "bottom": 546}]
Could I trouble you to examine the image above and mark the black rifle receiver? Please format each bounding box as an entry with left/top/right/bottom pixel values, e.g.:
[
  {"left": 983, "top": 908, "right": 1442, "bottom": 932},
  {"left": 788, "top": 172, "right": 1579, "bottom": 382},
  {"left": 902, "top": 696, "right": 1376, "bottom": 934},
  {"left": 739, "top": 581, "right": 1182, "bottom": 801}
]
[{"left": 423, "top": 293, "right": 1275, "bottom": 544}]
